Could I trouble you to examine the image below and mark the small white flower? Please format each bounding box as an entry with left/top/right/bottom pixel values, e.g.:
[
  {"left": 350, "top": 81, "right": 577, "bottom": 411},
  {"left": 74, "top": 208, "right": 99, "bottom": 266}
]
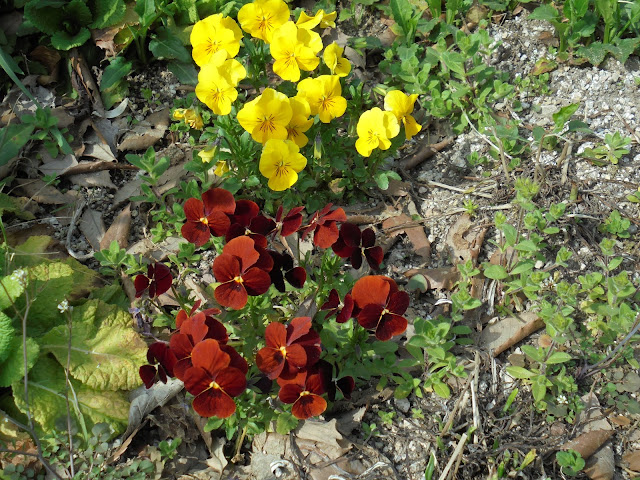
[
  {"left": 10, "top": 268, "right": 27, "bottom": 287},
  {"left": 57, "top": 299, "right": 70, "bottom": 313},
  {"left": 557, "top": 395, "right": 568, "bottom": 405}
]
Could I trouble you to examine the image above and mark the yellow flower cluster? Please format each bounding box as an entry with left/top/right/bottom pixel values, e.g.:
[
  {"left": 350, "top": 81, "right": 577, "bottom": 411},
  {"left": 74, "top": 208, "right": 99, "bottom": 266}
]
[{"left": 188, "top": 0, "right": 421, "bottom": 190}]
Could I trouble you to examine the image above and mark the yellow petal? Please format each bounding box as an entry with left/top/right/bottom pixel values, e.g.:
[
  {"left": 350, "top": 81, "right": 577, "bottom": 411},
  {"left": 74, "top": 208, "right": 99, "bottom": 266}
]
[
  {"left": 355, "top": 137, "right": 374, "bottom": 157},
  {"left": 403, "top": 115, "right": 422, "bottom": 140}
]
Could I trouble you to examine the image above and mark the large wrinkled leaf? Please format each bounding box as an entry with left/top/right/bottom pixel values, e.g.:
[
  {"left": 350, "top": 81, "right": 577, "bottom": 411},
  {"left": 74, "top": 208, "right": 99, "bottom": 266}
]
[
  {"left": 0, "top": 274, "right": 24, "bottom": 310},
  {"left": 12, "top": 356, "right": 129, "bottom": 434},
  {"left": 40, "top": 300, "right": 147, "bottom": 391},
  {"left": 0, "top": 312, "right": 14, "bottom": 363},
  {"left": 0, "top": 336, "right": 40, "bottom": 387}
]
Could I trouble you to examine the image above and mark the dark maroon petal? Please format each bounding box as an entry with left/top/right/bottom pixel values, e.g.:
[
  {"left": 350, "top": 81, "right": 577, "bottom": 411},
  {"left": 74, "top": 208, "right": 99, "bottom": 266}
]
[
  {"left": 139, "top": 365, "right": 157, "bottom": 389},
  {"left": 254, "top": 246, "right": 274, "bottom": 271},
  {"left": 361, "top": 228, "right": 376, "bottom": 248},
  {"left": 321, "top": 289, "right": 340, "bottom": 310},
  {"left": 134, "top": 275, "right": 150, "bottom": 298},
  {"left": 365, "top": 246, "right": 384, "bottom": 270},
  {"left": 339, "top": 223, "right": 361, "bottom": 248},
  {"left": 192, "top": 387, "right": 237, "bottom": 418},
  {"left": 331, "top": 237, "right": 355, "bottom": 259},
  {"left": 336, "top": 376, "right": 355, "bottom": 399},
  {"left": 215, "top": 367, "right": 247, "bottom": 397},
  {"left": 279, "top": 383, "right": 304, "bottom": 404},
  {"left": 335, "top": 294, "right": 354, "bottom": 324},
  {"left": 152, "top": 263, "right": 172, "bottom": 297},
  {"left": 232, "top": 199, "right": 259, "bottom": 226},
  {"left": 220, "top": 345, "right": 248, "bottom": 374},
  {"left": 204, "top": 317, "right": 229, "bottom": 344},
  {"left": 251, "top": 215, "right": 276, "bottom": 236},
  {"left": 183, "top": 366, "right": 212, "bottom": 395},
  {"left": 285, "top": 267, "right": 306, "bottom": 288},
  {"left": 376, "top": 313, "right": 408, "bottom": 341},
  {"left": 181, "top": 221, "right": 211, "bottom": 247},
  {"left": 269, "top": 267, "right": 286, "bottom": 293},
  {"left": 202, "top": 188, "right": 235, "bottom": 216},
  {"left": 207, "top": 211, "right": 232, "bottom": 237},
  {"left": 183, "top": 198, "right": 205, "bottom": 221},
  {"left": 225, "top": 222, "right": 247, "bottom": 244},
  {"left": 357, "top": 304, "right": 384, "bottom": 330},
  {"left": 388, "top": 291, "right": 410, "bottom": 315},
  {"left": 349, "top": 250, "right": 363, "bottom": 270}
]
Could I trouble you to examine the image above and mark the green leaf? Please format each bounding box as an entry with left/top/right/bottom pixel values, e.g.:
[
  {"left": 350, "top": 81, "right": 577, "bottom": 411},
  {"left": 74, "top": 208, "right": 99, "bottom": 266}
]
[
  {"left": 432, "top": 380, "right": 451, "bottom": 399},
  {"left": 276, "top": 412, "right": 299, "bottom": 435},
  {"left": 66, "top": 0, "right": 93, "bottom": 26},
  {"left": 100, "top": 56, "right": 133, "bottom": 92},
  {"left": 0, "top": 123, "right": 35, "bottom": 169},
  {"left": 374, "top": 172, "right": 390, "bottom": 190},
  {"left": 553, "top": 103, "right": 580, "bottom": 130},
  {"left": 407, "top": 274, "right": 429, "bottom": 293},
  {"left": 576, "top": 42, "right": 608, "bottom": 66},
  {"left": 0, "top": 336, "right": 40, "bottom": 387},
  {"left": 12, "top": 356, "right": 129, "bottom": 434},
  {"left": 440, "top": 51, "right": 467, "bottom": 76},
  {"left": 506, "top": 366, "right": 535, "bottom": 379},
  {"left": 483, "top": 264, "right": 509, "bottom": 280},
  {"left": 51, "top": 28, "right": 91, "bottom": 50},
  {"left": 135, "top": 0, "right": 157, "bottom": 27},
  {"left": 24, "top": 1, "right": 64, "bottom": 35},
  {"left": 546, "top": 352, "right": 572, "bottom": 364},
  {"left": 91, "top": 0, "right": 126, "bottom": 28},
  {"left": 149, "top": 27, "right": 190, "bottom": 63},
  {"left": 167, "top": 61, "right": 198, "bottom": 86},
  {"left": 40, "top": 300, "right": 147, "bottom": 391},
  {"left": 0, "top": 274, "right": 24, "bottom": 310},
  {"left": 528, "top": 4, "right": 559, "bottom": 21},
  {"left": 0, "top": 312, "right": 15, "bottom": 363}
]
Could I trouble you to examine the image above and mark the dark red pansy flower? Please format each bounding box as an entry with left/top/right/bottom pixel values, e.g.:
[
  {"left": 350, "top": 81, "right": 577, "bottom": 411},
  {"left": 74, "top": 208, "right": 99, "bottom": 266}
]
[
  {"left": 331, "top": 223, "right": 384, "bottom": 270},
  {"left": 275, "top": 206, "right": 305, "bottom": 237},
  {"left": 268, "top": 250, "right": 307, "bottom": 293},
  {"left": 256, "top": 317, "right": 321, "bottom": 380},
  {"left": 320, "top": 289, "right": 354, "bottom": 323},
  {"left": 170, "top": 312, "right": 228, "bottom": 380},
  {"left": 134, "top": 262, "right": 173, "bottom": 298},
  {"left": 183, "top": 339, "right": 247, "bottom": 418},
  {"left": 212, "top": 236, "right": 272, "bottom": 309},
  {"left": 300, "top": 203, "right": 347, "bottom": 249},
  {"left": 225, "top": 200, "right": 275, "bottom": 249},
  {"left": 181, "top": 188, "right": 236, "bottom": 247},
  {"left": 175, "top": 300, "right": 222, "bottom": 329},
  {"left": 139, "top": 342, "right": 177, "bottom": 389},
  {"left": 278, "top": 372, "right": 327, "bottom": 420},
  {"left": 313, "top": 360, "right": 355, "bottom": 401},
  {"left": 350, "top": 275, "right": 410, "bottom": 341}
]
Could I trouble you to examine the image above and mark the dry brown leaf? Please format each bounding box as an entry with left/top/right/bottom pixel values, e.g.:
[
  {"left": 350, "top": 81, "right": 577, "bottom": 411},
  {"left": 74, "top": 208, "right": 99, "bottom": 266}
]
[
  {"left": 38, "top": 153, "right": 78, "bottom": 176},
  {"left": 15, "top": 178, "right": 78, "bottom": 205},
  {"left": 83, "top": 142, "right": 117, "bottom": 162},
  {"left": 446, "top": 214, "right": 486, "bottom": 264},
  {"left": 69, "top": 168, "right": 117, "bottom": 189},
  {"left": 479, "top": 311, "right": 544, "bottom": 357},
  {"left": 79, "top": 208, "right": 105, "bottom": 251},
  {"left": 123, "top": 378, "right": 184, "bottom": 439},
  {"left": 404, "top": 266, "right": 460, "bottom": 291},
  {"left": 382, "top": 213, "right": 431, "bottom": 261},
  {"left": 100, "top": 203, "right": 131, "bottom": 250},
  {"left": 608, "top": 414, "right": 631, "bottom": 427},
  {"left": 562, "top": 430, "right": 615, "bottom": 460},
  {"left": 623, "top": 450, "right": 640, "bottom": 471},
  {"left": 117, "top": 110, "right": 170, "bottom": 151}
]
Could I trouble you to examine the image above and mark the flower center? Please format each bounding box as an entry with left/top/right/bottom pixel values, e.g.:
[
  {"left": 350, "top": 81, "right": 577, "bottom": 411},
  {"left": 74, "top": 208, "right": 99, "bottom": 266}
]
[
  {"left": 279, "top": 346, "right": 287, "bottom": 358},
  {"left": 234, "top": 276, "right": 244, "bottom": 284},
  {"left": 381, "top": 308, "right": 390, "bottom": 316},
  {"left": 259, "top": 115, "right": 277, "bottom": 133},
  {"left": 200, "top": 217, "right": 209, "bottom": 225},
  {"left": 209, "top": 381, "right": 220, "bottom": 390},
  {"left": 300, "top": 390, "right": 310, "bottom": 397}
]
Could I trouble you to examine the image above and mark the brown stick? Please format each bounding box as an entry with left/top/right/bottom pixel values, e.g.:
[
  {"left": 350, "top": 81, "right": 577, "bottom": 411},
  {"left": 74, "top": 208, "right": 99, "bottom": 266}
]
[
  {"left": 60, "top": 161, "right": 139, "bottom": 177},
  {"left": 400, "top": 137, "right": 454, "bottom": 170}
]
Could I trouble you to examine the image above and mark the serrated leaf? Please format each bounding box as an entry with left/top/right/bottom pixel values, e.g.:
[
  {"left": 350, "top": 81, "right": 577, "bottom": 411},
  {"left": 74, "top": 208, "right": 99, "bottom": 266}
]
[
  {"left": 0, "top": 336, "right": 39, "bottom": 387},
  {"left": 24, "top": 1, "right": 64, "bottom": 35},
  {"left": 51, "top": 27, "right": 91, "bottom": 50},
  {"left": 149, "top": 27, "right": 191, "bottom": 63},
  {"left": 528, "top": 3, "right": 559, "bottom": 21},
  {"left": 276, "top": 412, "right": 299, "bottom": 435},
  {"left": 91, "top": 0, "right": 126, "bottom": 28},
  {"left": 40, "top": 300, "right": 147, "bottom": 391},
  {"left": 12, "top": 356, "right": 129, "bottom": 435}
]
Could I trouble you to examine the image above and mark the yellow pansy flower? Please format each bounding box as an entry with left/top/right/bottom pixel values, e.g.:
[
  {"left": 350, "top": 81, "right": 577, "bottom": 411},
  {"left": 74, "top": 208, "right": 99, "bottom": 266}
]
[
  {"left": 296, "top": 75, "right": 347, "bottom": 123},
  {"left": 271, "top": 21, "right": 322, "bottom": 82},
  {"left": 322, "top": 42, "right": 351, "bottom": 77},
  {"left": 214, "top": 160, "right": 230, "bottom": 176},
  {"left": 259, "top": 139, "right": 307, "bottom": 191},
  {"left": 195, "top": 51, "right": 247, "bottom": 116},
  {"left": 190, "top": 14, "right": 243, "bottom": 66},
  {"left": 355, "top": 107, "right": 400, "bottom": 157},
  {"left": 198, "top": 147, "right": 216, "bottom": 163},
  {"left": 384, "top": 90, "right": 422, "bottom": 140},
  {"left": 237, "top": 88, "right": 293, "bottom": 144},
  {"left": 237, "top": 0, "right": 290, "bottom": 43},
  {"left": 296, "top": 9, "right": 337, "bottom": 29},
  {"left": 286, "top": 97, "right": 313, "bottom": 147}
]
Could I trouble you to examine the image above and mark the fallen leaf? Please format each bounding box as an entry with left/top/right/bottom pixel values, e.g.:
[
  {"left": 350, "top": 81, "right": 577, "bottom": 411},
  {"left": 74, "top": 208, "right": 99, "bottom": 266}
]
[
  {"left": 79, "top": 208, "right": 106, "bottom": 251},
  {"left": 479, "top": 311, "right": 544, "bottom": 357},
  {"left": 608, "top": 414, "right": 631, "bottom": 427},
  {"left": 404, "top": 267, "right": 460, "bottom": 291},
  {"left": 83, "top": 142, "right": 117, "bottom": 162},
  {"left": 562, "top": 429, "right": 614, "bottom": 460},
  {"left": 113, "top": 178, "right": 142, "bottom": 207},
  {"left": 100, "top": 203, "right": 131, "bottom": 250},
  {"left": 123, "top": 378, "right": 184, "bottom": 439},
  {"left": 623, "top": 450, "right": 640, "bottom": 471},
  {"left": 38, "top": 153, "right": 78, "bottom": 176},
  {"left": 446, "top": 214, "right": 486, "bottom": 264},
  {"left": 69, "top": 167, "right": 117, "bottom": 189},
  {"left": 15, "top": 178, "right": 78, "bottom": 205},
  {"left": 117, "top": 109, "right": 170, "bottom": 151},
  {"left": 382, "top": 213, "right": 431, "bottom": 261}
]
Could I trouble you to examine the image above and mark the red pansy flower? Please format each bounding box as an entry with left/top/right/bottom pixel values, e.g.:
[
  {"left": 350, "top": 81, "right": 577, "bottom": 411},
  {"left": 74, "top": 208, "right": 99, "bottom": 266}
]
[
  {"left": 320, "top": 289, "right": 354, "bottom": 323},
  {"left": 278, "top": 371, "right": 327, "bottom": 420},
  {"left": 134, "top": 262, "right": 173, "bottom": 298},
  {"left": 313, "top": 360, "right": 355, "bottom": 401},
  {"left": 268, "top": 250, "right": 306, "bottom": 293},
  {"left": 225, "top": 200, "right": 275, "bottom": 249},
  {"left": 350, "top": 275, "right": 410, "bottom": 341},
  {"left": 275, "top": 205, "right": 304, "bottom": 237},
  {"left": 331, "top": 223, "right": 384, "bottom": 270},
  {"left": 175, "top": 300, "right": 222, "bottom": 329},
  {"left": 181, "top": 188, "right": 236, "bottom": 247},
  {"left": 212, "top": 236, "right": 272, "bottom": 309},
  {"left": 256, "top": 317, "right": 321, "bottom": 380},
  {"left": 183, "top": 339, "right": 247, "bottom": 418},
  {"left": 300, "top": 203, "right": 347, "bottom": 248},
  {"left": 139, "top": 342, "right": 177, "bottom": 389},
  {"left": 170, "top": 312, "right": 229, "bottom": 380}
]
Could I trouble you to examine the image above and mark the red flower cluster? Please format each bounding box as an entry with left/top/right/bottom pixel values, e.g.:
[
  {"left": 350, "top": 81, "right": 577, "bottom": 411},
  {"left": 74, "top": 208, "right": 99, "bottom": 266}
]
[{"left": 138, "top": 303, "right": 247, "bottom": 418}]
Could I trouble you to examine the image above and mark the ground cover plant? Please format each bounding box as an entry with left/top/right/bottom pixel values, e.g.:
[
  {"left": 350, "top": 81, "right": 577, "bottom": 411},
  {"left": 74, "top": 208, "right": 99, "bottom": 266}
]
[{"left": 1, "top": 0, "right": 640, "bottom": 478}]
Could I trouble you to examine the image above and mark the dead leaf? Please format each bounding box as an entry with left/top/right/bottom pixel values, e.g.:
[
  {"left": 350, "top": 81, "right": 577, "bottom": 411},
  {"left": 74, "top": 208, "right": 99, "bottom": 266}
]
[
  {"left": 382, "top": 213, "right": 431, "bottom": 261},
  {"left": 79, "top": 208, "right": 105, "bottom": 251},
  {"left": 479, "top": 312, "right": 544, "bottom": 357},
  {"left": 117, "top": 109, "right": 170, "bottom": 151},
  {"left": 608, "top": 414, "right": 631, "bottom": 427},
  {"left": 83, "top": 142, "right": 117, "bottom": 162},
  {"left": 446, "top": 214, "right": 486, "bottom": 264},
  {"left": 113, "top": 178, "right": 142, "bottom": 208},
  {"left": 562, "top": 429, "right": 614, "bottom": 460},
  {"left": 123, "top": 378, "right": 184, "bottom": 439},
  {"left": 384, "top": 178, "right": 409, "bottom": 196},
  {"left": 404, "top": 267, "right": 460, "bottom": 290},
  {"left": 38, "top": 153, "right": 78, "bottom": 176},
  {"left": 69, "top": 167, "right": 117, "bottom": 189},
  {"left": 15, "top": 178, "right": 78, "bottom": 205},
  {"left": 100, "top": 203, "right": 131, "bottom": 250},
  {"left": 623, "top": 450, "right": 640, "bottom": 471}
]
